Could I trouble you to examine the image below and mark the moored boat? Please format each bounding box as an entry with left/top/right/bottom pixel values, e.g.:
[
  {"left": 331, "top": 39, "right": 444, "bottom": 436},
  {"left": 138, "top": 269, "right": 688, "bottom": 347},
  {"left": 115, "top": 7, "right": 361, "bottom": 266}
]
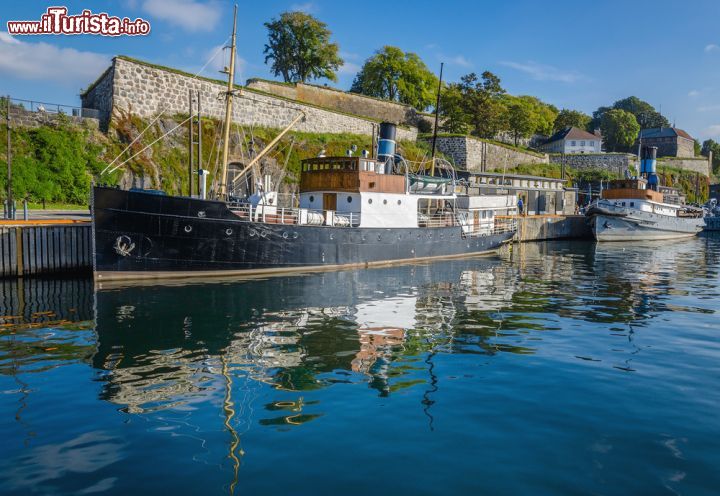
[
  {"left": 92, "top": 138, "right": 517, "bottom": 281},
  {"left": 585, "top": 146, "right": 704, "bottom": 241}
]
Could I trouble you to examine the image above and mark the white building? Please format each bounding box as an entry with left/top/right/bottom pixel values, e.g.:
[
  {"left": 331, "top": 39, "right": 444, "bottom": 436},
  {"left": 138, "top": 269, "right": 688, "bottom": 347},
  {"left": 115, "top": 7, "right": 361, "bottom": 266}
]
[{"left": 539, "top": 127, "right": 602, "bottom": 154}]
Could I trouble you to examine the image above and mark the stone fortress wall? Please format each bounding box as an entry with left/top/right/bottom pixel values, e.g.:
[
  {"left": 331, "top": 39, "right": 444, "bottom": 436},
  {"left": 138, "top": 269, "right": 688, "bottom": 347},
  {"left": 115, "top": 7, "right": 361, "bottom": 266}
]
[
  {"left": 246, "top": 79, "right": 435, "bottom": 130},
  {"left": 81, "top": 56, "right": 417, "bottom": 141},
  {"left": 549, "top": 153, "right": 711, "bottom": 177},
  {"left": 427, "top": 135, "right": 549, "bottom": 172}
]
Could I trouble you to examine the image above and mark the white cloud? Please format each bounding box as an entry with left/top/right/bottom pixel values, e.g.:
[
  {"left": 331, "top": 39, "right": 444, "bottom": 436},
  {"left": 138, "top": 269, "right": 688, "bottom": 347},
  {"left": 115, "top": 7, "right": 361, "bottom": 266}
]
[
  {"left": 500, "top": 61, "right": 583, "bottom": 83},
  {"left": 340, "top": 51, "right": 360, "bottom": 61},
  {"left": 702, "top": 124, "right": 720, "bottom": 137},
  {"left": 688, "top": 89, "right": 700, "bottom": 97},
  {"left": 448, "top": 55, "right": 471, "bottom": 68},
  {"left": 338, "top": 61, "right": 361, "bottom": 76},
  {"left": 0, "top": 32, "right": 109, "bottom": 86},
  {"left": 705, "top": 44, "right": 720, "bottom": 53},
  {"left": 142, "top": 0, "right": 221, "bottom": 32},
  {"left": 290, "top": 2, "right": 317, "bottom": 13},
  {"left": 199, "top": 44, "right": 246, "bottom": 80},
  {"left": 698, "top": 104, "right": 720, "bottom": 112}
]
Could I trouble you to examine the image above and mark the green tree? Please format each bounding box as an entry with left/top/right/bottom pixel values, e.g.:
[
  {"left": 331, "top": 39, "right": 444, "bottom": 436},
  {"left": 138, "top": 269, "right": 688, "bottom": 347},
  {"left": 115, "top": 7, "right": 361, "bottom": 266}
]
[
  {"left": 591, "top": 96, "right": 668, "bottom": 131},
  {"left": 600, "top": 109, "right": 640, "bottom": 152},
  {"left": 264, "top": 11, "right": 343, "bottom": 83},
  {"left": 505, "top": 97, "right": 536, "bottom": 146},
  {"left": 553, "top": 109, "right": 591, "bottom": 133},
  {"left": 613, "top": 96, "right": 669, "bottom": 128},
  {"left": 458, "top": 71, "right": 508, "bottom": 139},
  {"left": 694, "top": 139, "right": 702, "bottom": 156},
  {"left": 701, "top": 139, "right": 720, "bottom": 174},
  {"left": 350, "top": 46, "right": 438, "bottom": 110},
  {"left": 438, "top": 83, "right": 471, "bottom": 134}
]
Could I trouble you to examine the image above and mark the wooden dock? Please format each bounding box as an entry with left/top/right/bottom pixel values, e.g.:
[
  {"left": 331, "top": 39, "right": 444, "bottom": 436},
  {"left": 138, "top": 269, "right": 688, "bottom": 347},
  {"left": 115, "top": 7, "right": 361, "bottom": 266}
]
[{"left": 0, "top": 221, "right": 92, "bottom": 278}]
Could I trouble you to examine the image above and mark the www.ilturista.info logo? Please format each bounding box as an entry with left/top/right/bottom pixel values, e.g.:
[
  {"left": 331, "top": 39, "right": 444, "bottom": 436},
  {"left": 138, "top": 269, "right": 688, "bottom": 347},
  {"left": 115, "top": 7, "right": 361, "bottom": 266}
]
[{"left": 6, "top": 6, "right": 151, "bottom": 36}]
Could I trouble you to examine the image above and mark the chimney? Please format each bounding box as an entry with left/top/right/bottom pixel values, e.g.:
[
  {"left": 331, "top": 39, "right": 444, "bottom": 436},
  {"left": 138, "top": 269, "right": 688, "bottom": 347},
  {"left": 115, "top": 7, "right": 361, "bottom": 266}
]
[{"left": 593, "top": 128, "right": 601, "bottom": 137}]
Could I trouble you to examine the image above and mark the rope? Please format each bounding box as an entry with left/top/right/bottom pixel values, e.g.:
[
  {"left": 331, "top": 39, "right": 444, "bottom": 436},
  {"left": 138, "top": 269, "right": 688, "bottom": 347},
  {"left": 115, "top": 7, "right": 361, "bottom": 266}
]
[
  {"left": 105, "top": 116, "right": 193, "bottom": 175},
  {"left": 101, "top": 36, "right": 231, "bottom": 176}
]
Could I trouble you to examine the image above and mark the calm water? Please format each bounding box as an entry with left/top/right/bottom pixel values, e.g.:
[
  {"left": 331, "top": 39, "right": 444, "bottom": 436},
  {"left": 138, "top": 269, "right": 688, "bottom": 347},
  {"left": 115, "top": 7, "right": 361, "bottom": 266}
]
[{"left": 1, "top": 238, "right": 720, "bottom": 495}]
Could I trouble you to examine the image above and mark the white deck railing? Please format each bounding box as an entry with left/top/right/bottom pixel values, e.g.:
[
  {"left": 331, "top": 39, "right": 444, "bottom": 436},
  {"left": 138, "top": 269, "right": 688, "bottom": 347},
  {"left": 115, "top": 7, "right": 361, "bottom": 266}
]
[
  {"left": 228, "top": 204, "right": 517, "bottom": 235},
  {"left": 229, "top": 204, "right": 361, "bottom": 227}
]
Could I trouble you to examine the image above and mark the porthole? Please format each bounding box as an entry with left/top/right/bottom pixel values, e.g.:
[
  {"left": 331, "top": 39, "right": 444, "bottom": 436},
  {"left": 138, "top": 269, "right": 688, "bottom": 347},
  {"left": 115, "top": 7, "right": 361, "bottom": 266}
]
[
  {"left": 329, "top": 233, "right": 334, "bottom": 240},
  {"left": 282, "top": 232, "right": 289, "bottom": 239},
  {"left": 383, "top": 199, "right": 388, "bottom": 205},
  {"left": 309, "top": 195, "right": 315, "bottom": 202},
  {"left": 293, "top": 232, "right": 299, "bottom": 239},
  {"left": 260, "top": 230, "right": 268, "bottom": 238},
  {"left": 368, "top": 198, "right": 373, "bottom": 204},
  {"left": 347, "top": 196, "right": 353, "bottom": 203},
  {"left": 377, "top": 234, "right": 382, "bottom": 241},
  {"left": 184, "top": 225, "right": 192, "bottom": 233},
  {"left": 249, "top": 229, "right": 257, "bottom": 237},
  {"left": 197, "top": 210, "right": 206, "bottom": 218},
  {"left": 397, "top": 200, "right": 402, "bottom": 205},
  {"left": 225, "top": 228, "right": 233, "bottom": 236}
]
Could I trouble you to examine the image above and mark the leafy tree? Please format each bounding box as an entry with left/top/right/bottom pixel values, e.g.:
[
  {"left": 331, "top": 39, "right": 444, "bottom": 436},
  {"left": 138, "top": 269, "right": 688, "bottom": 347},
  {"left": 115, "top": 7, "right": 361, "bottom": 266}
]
[
  {"left": 591, "top": 96, "right": 668, "bottom": 131},
  {"left": 613, "top": 96, "right": 669, "bottom": 128},
  {"left": 694, "top": 139, "right": 702, "bottom": 156},
  {"left": 264, "top": 11, "right": 343, "bottom": 83},
  {"left": 456, "top": 71, "right": 508, "bottom": 139},
  {"left": 701, "top": 139, "right": 720, "bottom": 174},
  {"left": 504, "top": 97, "right": 536, "bottom": 146},
  {"left": 438, "top": 83, "right": 471, "bottom": 134},
  {"left": 600, "top": 109, "right": 640, "bottom": 152},
  {"left": 553, "top": 109, "right": 591, "bottom": 133},
  {"left": 350, "top": 46, "right": 438, "bottom": 110}
]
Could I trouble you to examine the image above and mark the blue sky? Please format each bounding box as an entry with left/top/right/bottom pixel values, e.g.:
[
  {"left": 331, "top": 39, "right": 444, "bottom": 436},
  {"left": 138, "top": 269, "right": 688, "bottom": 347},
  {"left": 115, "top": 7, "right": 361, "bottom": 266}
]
[{"left": 2, "top": 0, "right": 720, "bottom": 141}]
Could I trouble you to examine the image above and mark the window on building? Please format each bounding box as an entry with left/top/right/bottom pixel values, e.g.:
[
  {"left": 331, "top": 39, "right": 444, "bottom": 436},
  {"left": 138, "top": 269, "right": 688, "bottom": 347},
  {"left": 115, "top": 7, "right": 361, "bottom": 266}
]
[
  {"left": 580, "top": 141, "right": 585, "bottom": 146},
  {"left": 589, "top": 141, "right": 594, "bottom": 147},
  {"left": 571, "top": 141, "right": 576, "bottom": 146}
]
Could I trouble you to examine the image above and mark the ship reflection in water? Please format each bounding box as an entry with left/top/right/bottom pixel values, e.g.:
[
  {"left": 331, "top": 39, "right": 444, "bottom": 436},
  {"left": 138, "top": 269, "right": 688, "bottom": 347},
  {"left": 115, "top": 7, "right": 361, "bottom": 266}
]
[{"left": 1, "top": 237, "right": 720, "bottom": 495}]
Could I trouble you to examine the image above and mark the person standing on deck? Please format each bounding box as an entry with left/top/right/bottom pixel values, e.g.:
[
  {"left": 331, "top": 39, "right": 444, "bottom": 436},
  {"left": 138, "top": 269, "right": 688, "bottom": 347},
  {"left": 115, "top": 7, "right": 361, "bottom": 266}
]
[{"left": 517, "top": 196, "right": 524, "bottom": 216}]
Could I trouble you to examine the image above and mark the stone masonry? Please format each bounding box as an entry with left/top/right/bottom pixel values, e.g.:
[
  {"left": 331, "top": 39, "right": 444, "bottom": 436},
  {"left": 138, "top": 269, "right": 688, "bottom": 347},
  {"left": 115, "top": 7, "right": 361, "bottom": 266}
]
[
  {"left": 82, "top": 57, "right": 417, "bottom": 141},
  {"left": 428, "top": 135, "right": 548, "bottom": 171},
  {"left": 246, "top": 78, "right": 435, "bottom": 130},
  {"left": 656, "top": 157, "right": 711, "bottom": 177},
  {"left": 549, "top": 153, "right": 711, "bottom": 177},
  {"left": 549, "top": 153, "right": 637, "bottom": 174}
]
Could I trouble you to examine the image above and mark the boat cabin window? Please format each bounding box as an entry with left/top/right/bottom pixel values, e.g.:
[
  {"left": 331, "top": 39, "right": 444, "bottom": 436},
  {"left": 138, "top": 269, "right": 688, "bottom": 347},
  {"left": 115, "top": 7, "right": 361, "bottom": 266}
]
[{"left": 630, "top": 202, "right": 635, "bottom": 207}]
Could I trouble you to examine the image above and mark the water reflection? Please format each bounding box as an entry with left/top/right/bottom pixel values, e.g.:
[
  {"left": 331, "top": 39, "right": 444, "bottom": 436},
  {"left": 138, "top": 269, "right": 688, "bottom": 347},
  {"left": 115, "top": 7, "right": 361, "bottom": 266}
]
[
  {"left": 1, "top": 236, "right": 719, "bottom": 494},
  {"left": 1, "top": 240, "right": 716, "bottom": 412}
]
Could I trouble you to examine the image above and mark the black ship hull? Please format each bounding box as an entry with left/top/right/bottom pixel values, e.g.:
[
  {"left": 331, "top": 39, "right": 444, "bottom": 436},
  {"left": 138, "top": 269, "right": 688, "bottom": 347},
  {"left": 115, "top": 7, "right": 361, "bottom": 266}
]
[{"left": 92, "top": 187, "right": 514, "bottom": 281}]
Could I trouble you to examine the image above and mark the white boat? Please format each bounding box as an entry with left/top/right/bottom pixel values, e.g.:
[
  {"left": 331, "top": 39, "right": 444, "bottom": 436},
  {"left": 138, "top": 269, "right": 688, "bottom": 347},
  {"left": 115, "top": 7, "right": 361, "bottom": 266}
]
[{"left": 585, "top": 146, "right": 704, "bottom": 241}]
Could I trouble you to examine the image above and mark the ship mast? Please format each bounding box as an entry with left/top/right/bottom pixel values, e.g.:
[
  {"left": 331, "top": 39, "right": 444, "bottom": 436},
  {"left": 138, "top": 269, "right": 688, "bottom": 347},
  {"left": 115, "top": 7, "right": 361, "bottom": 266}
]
[{"left": 217, "top": 4, "right": 238, "bottom": 200}]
